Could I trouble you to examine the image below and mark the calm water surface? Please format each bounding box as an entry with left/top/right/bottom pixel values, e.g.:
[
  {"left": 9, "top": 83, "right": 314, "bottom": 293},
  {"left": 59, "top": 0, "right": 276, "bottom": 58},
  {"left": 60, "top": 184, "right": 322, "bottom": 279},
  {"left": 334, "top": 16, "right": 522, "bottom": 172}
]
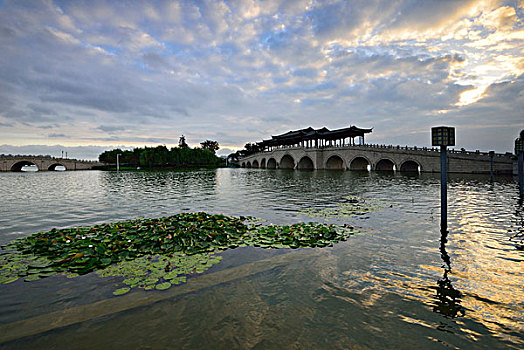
[{"left": 0, "top": 169, "right": 522, "bottom": 349}]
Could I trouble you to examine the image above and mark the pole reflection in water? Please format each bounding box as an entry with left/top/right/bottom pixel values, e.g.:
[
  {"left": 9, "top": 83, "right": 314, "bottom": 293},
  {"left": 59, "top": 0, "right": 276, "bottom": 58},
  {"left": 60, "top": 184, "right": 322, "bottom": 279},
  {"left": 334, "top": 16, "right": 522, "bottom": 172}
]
[
  {"left": 433, "top": 229, "right": 466, "bottom": 318},
  {"left": 510, "top": 197, "right": 524, "bottom": 250}
]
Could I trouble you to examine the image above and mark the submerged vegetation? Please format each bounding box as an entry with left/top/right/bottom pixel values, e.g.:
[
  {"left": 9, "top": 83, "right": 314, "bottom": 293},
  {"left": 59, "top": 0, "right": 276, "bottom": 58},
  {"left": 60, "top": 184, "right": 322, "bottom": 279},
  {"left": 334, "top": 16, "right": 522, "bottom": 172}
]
[
  {"left": 299, "top": 196, "right": 385, "bottom": 219},
  {"left": 1, "top": 212, "right": 359, "bottom": 295}
]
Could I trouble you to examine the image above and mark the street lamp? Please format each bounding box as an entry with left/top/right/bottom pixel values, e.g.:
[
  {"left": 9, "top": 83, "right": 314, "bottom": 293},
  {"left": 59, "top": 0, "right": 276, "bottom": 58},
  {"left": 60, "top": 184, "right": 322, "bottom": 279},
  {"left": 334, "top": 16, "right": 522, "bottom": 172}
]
[
  {"left": 116, "top": 153, "right": 122, "bottom": 171},
  {"left": 489, "top": 151, "right": 495, "bottom": 184},
  {"left": 515, "top": 130, "right": 524, "bottom": 196},
  {"left": 432, "top": 126, "right": 455, "bottom": 233}
]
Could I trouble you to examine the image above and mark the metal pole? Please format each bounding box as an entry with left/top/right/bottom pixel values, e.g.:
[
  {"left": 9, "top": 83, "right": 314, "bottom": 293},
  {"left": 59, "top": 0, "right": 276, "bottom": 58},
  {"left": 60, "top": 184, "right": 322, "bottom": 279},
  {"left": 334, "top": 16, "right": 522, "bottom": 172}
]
[
  {"left": 519, "top": 151, "right": 523, "bottom": 196},
  {"left": 441, "top": 145, "right": 447, "bottom": 233},
  {"left": 489, "top": 151, "right": 494, "bottom": 184}
]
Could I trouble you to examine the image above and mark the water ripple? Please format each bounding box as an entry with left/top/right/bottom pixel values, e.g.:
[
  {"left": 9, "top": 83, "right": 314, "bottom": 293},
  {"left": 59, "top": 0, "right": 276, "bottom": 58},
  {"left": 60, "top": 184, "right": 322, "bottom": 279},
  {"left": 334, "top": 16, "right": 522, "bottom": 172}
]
[{"left": 0, "top": 169, "right": 522, "bottom": 349}]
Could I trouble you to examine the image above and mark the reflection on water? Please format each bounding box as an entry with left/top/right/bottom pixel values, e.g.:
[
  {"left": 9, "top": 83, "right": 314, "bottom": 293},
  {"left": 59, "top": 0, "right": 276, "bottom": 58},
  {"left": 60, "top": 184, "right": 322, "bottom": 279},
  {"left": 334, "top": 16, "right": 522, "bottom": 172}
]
[
  {"left": 20, "top": 165, "right": 38, "bottom": 172},
  {"left": 511, "top": 197, "right": 524, "bottom": 250},
  {"left": 0, "top": 169, "right": 522, "bottom": 349},
  {"left": 433, "top": 229, "right": 465, "bottom": 318}
]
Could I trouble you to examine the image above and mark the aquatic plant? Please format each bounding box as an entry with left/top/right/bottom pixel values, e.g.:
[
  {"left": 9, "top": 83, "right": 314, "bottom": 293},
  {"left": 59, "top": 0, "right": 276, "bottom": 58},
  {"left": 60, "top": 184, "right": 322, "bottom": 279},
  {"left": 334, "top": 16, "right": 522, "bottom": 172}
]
[
  {"left": 0, "top": 212, "right": 358, "bottom": 295},
  {"left": 299, "top": 195, "right": 383, "bottom": 219},
  {"left": 98, "top": 253, "right": 222, "bottom": 295}
]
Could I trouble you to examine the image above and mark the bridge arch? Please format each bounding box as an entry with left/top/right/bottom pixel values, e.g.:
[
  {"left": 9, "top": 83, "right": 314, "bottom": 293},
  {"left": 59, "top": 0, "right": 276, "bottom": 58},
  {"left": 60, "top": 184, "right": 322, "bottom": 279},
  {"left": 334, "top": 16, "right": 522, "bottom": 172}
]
[
  {"left": 267, "top": 158, "right": 277, "bottom": 169},
  {"left": 241, "top": 162, "right": 246, "bottom": 168},
  {"left": 279, "top": 154, "right": 295, "bottom": 169},
  {"left": 48, "top": 163, "right": 66, "bottom": 171},
  {"left": 375, "top": 158, "right": 396, "bottom": 172},
  {"left": 349, "top": 156, "right": 370, "bottom": 171},
  {"left": 260, "top": 158, "right": 266, "bottom": 169},
  {"left": 400, "top": 159, "right": 421, "bottom": 173},
  {"left": 326, "top": 155, "right": 345, "bottom": 170},
  {"left": 246, "top": 161, "right": 252, "bottom": 168},
  {"left": 297, "top": 156, "right": 314, "bottom": 170},
  {"left": 11, "top": 161, "right": 39, "bottom": 172},
  {"left": 252, "top": 160, "right": 259, "bottom": 168}
]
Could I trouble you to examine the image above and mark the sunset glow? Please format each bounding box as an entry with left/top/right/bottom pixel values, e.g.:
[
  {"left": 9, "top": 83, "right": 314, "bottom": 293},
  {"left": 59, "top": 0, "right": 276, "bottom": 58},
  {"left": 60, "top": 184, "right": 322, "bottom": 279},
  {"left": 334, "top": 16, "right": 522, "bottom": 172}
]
[{"left": 456, "top": 86, "right": 489, "bottom": 106}]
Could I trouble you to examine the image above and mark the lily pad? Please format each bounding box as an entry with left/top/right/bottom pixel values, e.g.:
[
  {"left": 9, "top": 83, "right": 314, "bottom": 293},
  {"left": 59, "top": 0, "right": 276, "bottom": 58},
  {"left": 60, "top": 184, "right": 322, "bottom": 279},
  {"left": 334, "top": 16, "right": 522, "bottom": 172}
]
[
  {"left": 24, "top": 275, "right": 42, "bottom": 282},
  {"left": 1, "top": 276, "right": 19, "bottom": 284},
  {"left": 155, "top": 282, "right": 171, "bottom": 290},
  {"left": 1, "top": 211, "right": 362, "bottom": 296},
  {"left": 113, "top": 287, "right": 131, "bottom": 296},
  {"left": 299, "top": 195, "right": 384, "bottom": 219}
]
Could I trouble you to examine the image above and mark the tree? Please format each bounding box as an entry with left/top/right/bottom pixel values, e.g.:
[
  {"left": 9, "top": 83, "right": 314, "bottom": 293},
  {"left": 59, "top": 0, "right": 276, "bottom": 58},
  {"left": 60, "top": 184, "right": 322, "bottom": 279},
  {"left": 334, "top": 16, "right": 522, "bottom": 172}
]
[
  {"left": 244, "top": 143, "right": 262, "bottom": 155},
  {"left": 99, "top": 143, "right": 226, "bottom": 169},
  {"left": 99, "top": 148, "right": 123, "bottom": 163},
  {"left": 200, "top": 140, "right": 219, "bottom": 153},
  {"left": 179, "top": 135, "right": 189, "bottom": 148}
]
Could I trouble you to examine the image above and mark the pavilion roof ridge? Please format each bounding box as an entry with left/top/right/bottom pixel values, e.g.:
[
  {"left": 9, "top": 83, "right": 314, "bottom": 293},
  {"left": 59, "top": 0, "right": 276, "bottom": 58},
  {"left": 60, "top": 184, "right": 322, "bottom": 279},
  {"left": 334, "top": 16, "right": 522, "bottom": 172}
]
[
  {"left": 256, "top": 124, "right": 372, "bottom": 147},
  {"left": 271, "top": 125, "right": 371, "bottom": 139}
]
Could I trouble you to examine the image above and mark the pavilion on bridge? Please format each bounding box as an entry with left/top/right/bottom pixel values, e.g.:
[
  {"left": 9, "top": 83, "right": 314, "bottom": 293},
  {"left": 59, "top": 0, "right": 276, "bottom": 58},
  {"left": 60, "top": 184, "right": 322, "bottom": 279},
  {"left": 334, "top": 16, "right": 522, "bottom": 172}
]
[
  {"left": 258, "top": 125, "right": 373, "bottom": 151},
  {"left": 227, "top": 125, "right": 372, "bottom": 163}
]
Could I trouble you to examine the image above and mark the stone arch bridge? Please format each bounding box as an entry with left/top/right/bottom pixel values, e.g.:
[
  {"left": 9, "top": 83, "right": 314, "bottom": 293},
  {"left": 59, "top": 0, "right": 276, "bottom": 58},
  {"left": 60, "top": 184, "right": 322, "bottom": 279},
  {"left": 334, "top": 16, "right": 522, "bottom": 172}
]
[
  {"left": 238, "top": 145, "right": 513, "bottom": 174},
  {"left": 0, "top": 156, "right": 104, "bottom": 172}
]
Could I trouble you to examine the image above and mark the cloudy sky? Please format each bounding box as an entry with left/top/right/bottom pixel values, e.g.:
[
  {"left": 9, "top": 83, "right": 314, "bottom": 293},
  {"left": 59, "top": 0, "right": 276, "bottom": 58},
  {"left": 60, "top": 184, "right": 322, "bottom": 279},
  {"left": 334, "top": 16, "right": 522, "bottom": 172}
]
[{"left": 0, "top": 0, "right": 522, "bottom": 159}]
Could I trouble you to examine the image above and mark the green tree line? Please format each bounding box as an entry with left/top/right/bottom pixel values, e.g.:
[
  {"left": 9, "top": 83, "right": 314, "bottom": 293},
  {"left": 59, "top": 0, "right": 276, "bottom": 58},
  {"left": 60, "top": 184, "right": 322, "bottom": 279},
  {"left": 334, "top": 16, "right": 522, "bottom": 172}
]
[{"left": 99, "top": 143, "right": 224, "bottom": 169}]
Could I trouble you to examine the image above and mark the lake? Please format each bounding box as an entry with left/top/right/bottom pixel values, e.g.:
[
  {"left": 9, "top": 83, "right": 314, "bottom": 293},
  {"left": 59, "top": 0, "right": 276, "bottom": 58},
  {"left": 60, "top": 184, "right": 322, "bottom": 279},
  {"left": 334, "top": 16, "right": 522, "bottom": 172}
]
[{"left": 0, "top": 169, "right": 522, "bottom": 349}]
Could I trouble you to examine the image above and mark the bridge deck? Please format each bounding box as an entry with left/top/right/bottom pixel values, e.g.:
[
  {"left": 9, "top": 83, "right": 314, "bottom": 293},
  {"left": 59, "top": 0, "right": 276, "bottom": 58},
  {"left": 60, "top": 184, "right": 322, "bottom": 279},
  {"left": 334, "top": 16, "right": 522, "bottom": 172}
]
[{"left": 237, "top": 144, "right": 514, "bottom": 174}]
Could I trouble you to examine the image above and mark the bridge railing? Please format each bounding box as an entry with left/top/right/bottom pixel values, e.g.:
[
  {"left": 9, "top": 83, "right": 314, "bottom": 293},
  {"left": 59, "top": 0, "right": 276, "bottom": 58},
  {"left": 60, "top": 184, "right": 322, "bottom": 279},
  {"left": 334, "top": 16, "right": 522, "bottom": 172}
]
[{"left": 0, "top": 154, "right": 100, "bottom": 162}]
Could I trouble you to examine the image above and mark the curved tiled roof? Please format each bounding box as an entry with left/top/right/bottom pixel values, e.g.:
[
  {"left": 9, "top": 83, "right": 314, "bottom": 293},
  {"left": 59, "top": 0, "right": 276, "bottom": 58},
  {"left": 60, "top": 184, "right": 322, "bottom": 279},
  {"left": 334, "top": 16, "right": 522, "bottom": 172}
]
[{"left": 258, "top": 126, "right": 372, "bottom": 147}]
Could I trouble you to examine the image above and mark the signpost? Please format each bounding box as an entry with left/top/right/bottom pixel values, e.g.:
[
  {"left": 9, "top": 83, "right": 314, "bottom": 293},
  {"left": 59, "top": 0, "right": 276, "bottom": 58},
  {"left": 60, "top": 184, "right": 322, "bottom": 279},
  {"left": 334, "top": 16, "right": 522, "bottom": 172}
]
[
  {"left": 515, "top": 131, "right": 524, "bottom": 196},
  {"left": 432, "top": 126, "right": 455, "bottom": 233},
  {"left": 489, "top": 151, "right": 495, "bottom": 184}
]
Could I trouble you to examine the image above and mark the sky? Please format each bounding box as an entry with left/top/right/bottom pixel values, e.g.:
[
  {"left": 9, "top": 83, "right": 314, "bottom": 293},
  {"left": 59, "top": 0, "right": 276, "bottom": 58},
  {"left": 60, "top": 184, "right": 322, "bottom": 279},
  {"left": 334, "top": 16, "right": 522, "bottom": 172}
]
[{"left": 0, "top": 0, "right": 522, "bottom": 160}]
